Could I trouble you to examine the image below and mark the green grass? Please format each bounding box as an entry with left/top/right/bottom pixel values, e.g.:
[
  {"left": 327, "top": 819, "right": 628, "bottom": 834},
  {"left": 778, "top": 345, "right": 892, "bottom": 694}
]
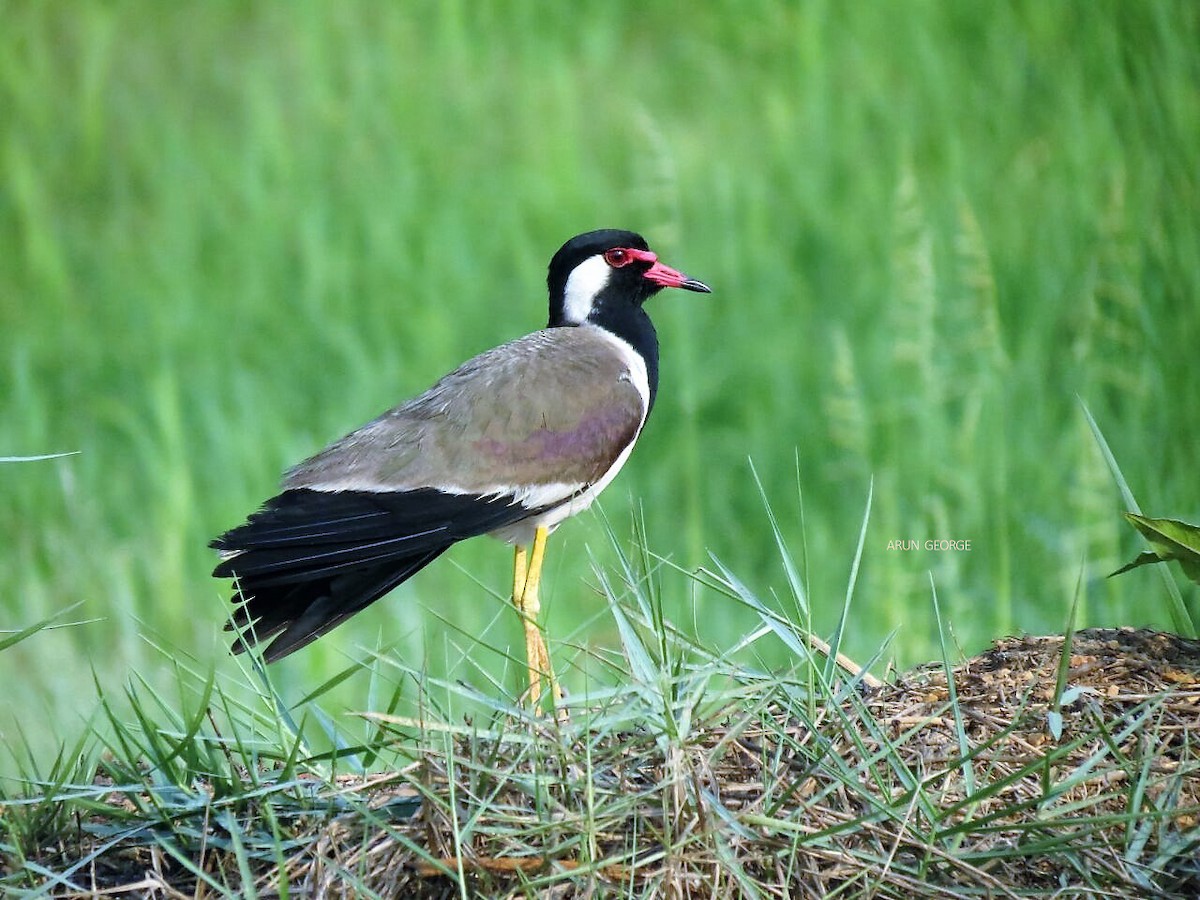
[
  {"left": 2, "top": 1, "right": 1199, "bottom": 777},
  {"left": 3, "top": 545, "right": 1198, "bottom": 896}
]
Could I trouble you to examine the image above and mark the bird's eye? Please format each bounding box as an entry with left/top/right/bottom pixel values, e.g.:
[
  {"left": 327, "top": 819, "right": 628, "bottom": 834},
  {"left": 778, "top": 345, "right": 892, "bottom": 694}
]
[{"left": 604, "top": 248, "right": 630, "bottom": 267}]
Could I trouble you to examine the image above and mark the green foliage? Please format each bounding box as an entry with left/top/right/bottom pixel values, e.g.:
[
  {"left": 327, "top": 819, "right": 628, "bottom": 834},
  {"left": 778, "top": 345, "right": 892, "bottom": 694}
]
[
  {"left": 1082, "top": 401, "right": 1197, "bottom": 636},
  {"left": 0, "top": 601, "right": 86, "bottom": 655},
  {"left": 1112, "top": 515, "right": 1200, "bottom": 587},
  {"left": 2, "top": 2, "right": 1198, "bottom": 771},
  {"left": 4, "top": 563, "right": 1198, "bottom": 896}
]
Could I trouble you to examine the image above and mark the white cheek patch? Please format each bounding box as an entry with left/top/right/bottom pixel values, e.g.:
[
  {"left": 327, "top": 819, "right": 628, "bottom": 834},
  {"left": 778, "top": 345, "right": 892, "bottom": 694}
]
[{"left": 562, "top": 255, "right": 611, "bottom": 324}]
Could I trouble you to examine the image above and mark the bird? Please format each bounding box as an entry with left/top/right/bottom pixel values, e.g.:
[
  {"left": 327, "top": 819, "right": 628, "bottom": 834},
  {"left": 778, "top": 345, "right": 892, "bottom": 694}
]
[{"left": 211, "top": 228, "right": 710, "bottom": 704}]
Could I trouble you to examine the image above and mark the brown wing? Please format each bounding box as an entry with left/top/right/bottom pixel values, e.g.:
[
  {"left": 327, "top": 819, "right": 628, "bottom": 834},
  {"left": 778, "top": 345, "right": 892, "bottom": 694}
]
[{"left": 283, "top": 326, "right": 647, "bottom": 499}]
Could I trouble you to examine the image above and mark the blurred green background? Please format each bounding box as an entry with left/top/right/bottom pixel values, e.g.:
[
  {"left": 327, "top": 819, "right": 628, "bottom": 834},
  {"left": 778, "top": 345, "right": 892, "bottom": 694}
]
[{"left": 2, "top": 2, "right": 1198, "bottom": 765}]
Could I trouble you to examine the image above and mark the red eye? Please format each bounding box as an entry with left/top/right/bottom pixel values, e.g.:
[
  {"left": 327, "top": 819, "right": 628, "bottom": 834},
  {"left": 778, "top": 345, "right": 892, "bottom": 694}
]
[{"left": 604, "top": 248, "right": 630, "bottom": 267}]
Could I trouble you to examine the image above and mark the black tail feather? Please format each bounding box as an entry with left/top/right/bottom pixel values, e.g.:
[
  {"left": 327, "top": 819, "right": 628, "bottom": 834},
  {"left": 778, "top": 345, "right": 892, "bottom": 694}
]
[
  {"left": 228, "top": 548, "right": 447, "bottom": 662},
  {"left": 213, "top": 487, "right": 531, "bottom": 662}
]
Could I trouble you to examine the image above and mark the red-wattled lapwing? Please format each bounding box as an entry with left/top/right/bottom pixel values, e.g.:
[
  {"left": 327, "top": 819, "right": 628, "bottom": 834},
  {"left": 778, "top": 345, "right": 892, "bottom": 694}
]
[{"left": 211, "top": 229, "right": 710, "bottom": 704}]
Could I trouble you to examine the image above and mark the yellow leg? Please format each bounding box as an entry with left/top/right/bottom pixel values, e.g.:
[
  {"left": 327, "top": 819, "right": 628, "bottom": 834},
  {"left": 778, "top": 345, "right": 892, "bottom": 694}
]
[
  {"left": 513, "top": 545, "right": 528, "bottom": 608},
  {"left": 511, "top": 543, "right": 540, "bottom": 701},
  {"left": 511, "top": 526, "right": 561, "bottom": 708},
  {"left": 523, "top": 526, "right": 550, "bottom": 701}
]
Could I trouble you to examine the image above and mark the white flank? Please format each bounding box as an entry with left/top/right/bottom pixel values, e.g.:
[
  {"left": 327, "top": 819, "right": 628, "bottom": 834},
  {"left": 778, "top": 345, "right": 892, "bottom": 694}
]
[{"left": 561, "top": 254, "right": 610, "bottom": 324}]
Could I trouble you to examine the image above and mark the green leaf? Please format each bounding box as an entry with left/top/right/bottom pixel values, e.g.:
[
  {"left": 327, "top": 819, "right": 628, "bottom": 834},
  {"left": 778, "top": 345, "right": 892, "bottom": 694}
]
[
  {"left": 0, "top": 451, "right": 79, "bottom": 462},
  {"left": 1046, "top": 710, "right": 1064, "bottom": 741},
  {"left": 0, "top": 601, "right": 87, "bottom": 652},
  {"left": 1111, "top": 514, "right": 1200, "bottom": 586},
  {"left": 1109, "top": 551, "right": 1166, "bottom": 578}
]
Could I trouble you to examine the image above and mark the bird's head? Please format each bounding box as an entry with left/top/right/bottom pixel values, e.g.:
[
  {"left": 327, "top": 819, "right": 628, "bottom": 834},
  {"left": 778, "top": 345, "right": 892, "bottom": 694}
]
[{"left": 547, "top": 229, "right": 710, "bottom": 327}]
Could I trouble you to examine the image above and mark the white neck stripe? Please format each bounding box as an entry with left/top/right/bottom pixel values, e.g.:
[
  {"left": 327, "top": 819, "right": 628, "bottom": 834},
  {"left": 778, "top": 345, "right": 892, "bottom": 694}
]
[{"left": 562, "top": 255, "right": 610, "bottom": 324}]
